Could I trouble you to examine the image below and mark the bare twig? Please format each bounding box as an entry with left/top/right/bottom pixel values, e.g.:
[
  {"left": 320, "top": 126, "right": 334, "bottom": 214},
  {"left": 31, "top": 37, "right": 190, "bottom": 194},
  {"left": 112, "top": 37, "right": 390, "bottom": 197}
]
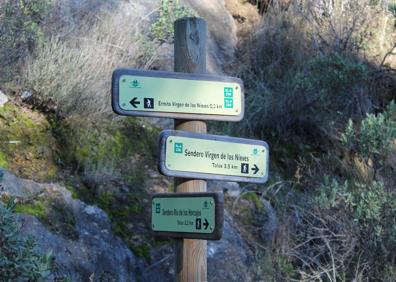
[{"left": 380, "top": 43, "right": 396, "bottom": 67}]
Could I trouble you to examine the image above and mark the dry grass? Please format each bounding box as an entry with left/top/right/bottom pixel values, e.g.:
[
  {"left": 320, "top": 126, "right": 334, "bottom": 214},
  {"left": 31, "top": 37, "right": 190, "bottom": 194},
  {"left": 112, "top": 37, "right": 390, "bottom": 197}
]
[
  {"left": 298, "top": 0, "right": 395, "bottom": 62},
  {"left": 287, "top": 204, "right": 359, "bottom": 282},
  {"left": 231, "top": 0, "right": 395, "bottom": 140},
  {"left": 23, "top": 4, "right": 159, "bottom": 118}
]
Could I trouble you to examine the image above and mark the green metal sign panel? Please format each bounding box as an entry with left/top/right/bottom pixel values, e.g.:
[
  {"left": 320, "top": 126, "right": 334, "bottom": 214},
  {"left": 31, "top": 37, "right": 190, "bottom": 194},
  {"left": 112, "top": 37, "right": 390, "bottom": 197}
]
[
  {"left": 111, "top": 68, "right": 244, "bottom": 121},
  {"left": 151, "top": 192, "right": 223, "bottom": 240},
  {"left": 159, "top": 130, "right": 269, "bottom": 183},
  {"left": 152, "top": 197, "right": 214, "bottom": 233}
]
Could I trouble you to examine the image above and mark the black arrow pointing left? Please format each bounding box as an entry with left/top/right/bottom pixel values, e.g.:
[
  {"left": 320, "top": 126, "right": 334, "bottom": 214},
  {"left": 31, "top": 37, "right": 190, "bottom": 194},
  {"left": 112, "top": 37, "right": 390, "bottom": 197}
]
[
  {"left": 251, "top": 164, "right": 259, "bottom": 175},
  {"left": 130, "top": 97, "right": 140, "bottom": 108},
  {"left": 203, "top": 219, "right": 209, "bottom": 230}
]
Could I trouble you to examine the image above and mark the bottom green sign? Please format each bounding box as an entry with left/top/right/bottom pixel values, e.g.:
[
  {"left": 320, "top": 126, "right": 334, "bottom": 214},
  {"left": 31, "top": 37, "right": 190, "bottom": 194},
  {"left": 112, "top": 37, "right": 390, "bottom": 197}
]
[{"left": 151, "top": 192, "right": 224, "bottom": 240}]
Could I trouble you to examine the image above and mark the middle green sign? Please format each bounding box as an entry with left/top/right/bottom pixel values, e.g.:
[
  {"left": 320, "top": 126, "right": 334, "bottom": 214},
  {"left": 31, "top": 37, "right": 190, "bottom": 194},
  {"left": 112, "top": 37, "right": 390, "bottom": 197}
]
[{"left": 159, "top": 130, "right": 269, "bottom": 183}]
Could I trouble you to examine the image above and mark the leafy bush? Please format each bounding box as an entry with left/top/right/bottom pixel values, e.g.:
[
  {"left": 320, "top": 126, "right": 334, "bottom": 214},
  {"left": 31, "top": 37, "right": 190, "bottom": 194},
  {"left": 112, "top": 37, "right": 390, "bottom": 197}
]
[
  {"left": 316, "top": 177, "right": 350, "bottom": 208},
  {"left": 317, "top": 177, "right": 395, "bottom": 239},
  {"left": 341, "top": 101, "right": 396, "bottom": 159},
  {"left": 0, "top": 200, "right": 52, "bottom": 280},
  {"left": 239, "top": 50, "right": 370, "bottom": 139},
  {"left": 292, "top": 53, "right": 369, "bottom": 118},
  {"left": 351, "top": 181, "right": 390, "bottom": 237},
  {"left": 0, "top": 0, "right": 52, "bottom": 82},
  {"left": 149, "top": 0, "right": 194, "bottom": 43},
  {"left": 286, "top": 177, "right": 396, "bottom": 281}
]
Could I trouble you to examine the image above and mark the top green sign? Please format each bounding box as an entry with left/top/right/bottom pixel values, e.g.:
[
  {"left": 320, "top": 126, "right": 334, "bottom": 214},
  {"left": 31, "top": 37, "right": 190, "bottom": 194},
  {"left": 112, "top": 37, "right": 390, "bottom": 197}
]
[{"left": 111, "top": 69, "right": 244, "bottom": 121}]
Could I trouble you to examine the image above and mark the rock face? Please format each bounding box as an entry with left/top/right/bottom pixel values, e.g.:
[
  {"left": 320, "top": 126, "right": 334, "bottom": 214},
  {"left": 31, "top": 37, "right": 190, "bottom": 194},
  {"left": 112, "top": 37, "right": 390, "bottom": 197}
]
[
  {"left": 260, "top": 198, "right": 278, "bottom": 245},
  {"left": 0, "top": 146, "right": 277, "bottom": 281},
  {"left": 114, "top": 0, "right": 237, "bottom": 75},
  {"left": 207, "top": 211, "right": 254, "bottom": 281},
  {"left": 183, "top": 0, "right": 238, "bottom": 74},
  {"left": 59, "top": 0, "right": 237, "bottom": 74},
  {"left": 208, "top": 180, "right": 241, "bottom": 198},
  {"left": 0, "top": 170, "right": 137, "bottom": 282},
  {"left": 0, "top": 90, "right": 8, "bottom": 107},
  {"left": 0, "top": 171, "right": 261, "bottom": 281}
]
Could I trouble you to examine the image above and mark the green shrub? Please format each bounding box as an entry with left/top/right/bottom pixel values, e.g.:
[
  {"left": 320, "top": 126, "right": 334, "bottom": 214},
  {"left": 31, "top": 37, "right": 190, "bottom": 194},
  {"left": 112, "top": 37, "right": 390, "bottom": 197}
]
[
  {"left": 287, "top": 177, "right": 396, "bottom": 280},
  {"left": 239, "top": 52, "right": 369, "bottom": 139},
  {"left": 15, "top": 201, "right": 46, "bottom": 219},
  {"left": 351, "top": 181, "right": 389, "bottom": 237},
  {"left": 316, "top": 176, "right": 350, "bottom": 208},
  {"left": 0, "top": 151, "right": 8, "bottom": 169},
  {"left": 316, "top": 177, "right": 396, "bottom": 241},
  {"left": 149, "top": 0, "right": 194, "bottom": 43},
  {"left": 0, "top": 200, "right": 52, "bottom": 280},
  {"left": 341, "top": 101, "right": 396, "bottom": 160},
  {"left": 0, "top": 0, "right": 52, "bottom": 82}
]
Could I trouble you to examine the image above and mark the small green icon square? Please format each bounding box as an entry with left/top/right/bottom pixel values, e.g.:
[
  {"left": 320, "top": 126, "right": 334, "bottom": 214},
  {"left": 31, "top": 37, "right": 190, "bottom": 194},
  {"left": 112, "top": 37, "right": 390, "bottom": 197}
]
[
  {"left": 224, "top": 87, "right": 233, "bottom": 97},
  {"left": 224, "top": 98, "right": 233, "bottom": 108},
  {"left": 129, "top": 79, "right": 141, "bottom": 88},
  {"left": 174, "top": 143, "right": 183, "bottom": 153}
]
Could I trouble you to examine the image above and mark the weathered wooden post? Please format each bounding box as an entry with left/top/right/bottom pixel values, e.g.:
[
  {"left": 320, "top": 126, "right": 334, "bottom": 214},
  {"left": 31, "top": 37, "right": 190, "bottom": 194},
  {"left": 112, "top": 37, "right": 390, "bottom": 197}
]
[
  {"left": 174, "top": 17, "right": 207, "bottom": 282},
  {"left": 111, "top": 15, "right": 268, "bottom": 282}
]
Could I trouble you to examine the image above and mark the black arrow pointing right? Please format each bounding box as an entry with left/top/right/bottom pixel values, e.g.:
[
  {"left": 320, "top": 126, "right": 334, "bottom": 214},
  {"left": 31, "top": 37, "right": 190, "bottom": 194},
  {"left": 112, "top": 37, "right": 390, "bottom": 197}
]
[
  {"left": 130, "top": 97, "right": 140, "bottom": 108},
  {"left": 203, "top": 219, "right": 209, "bottom": 230},
  {"left": 251, "top": 164, "right": 259, "bottom": 175}
]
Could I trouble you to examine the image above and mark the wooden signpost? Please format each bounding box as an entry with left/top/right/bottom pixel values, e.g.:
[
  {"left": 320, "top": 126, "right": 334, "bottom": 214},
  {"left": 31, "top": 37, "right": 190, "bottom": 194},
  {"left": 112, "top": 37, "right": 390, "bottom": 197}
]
[
  {"left": 111, "top": 17, "right": 270, "bottom": 282},
  {"left": 173, "top": 18, "right": 208, "bottom": 282}
]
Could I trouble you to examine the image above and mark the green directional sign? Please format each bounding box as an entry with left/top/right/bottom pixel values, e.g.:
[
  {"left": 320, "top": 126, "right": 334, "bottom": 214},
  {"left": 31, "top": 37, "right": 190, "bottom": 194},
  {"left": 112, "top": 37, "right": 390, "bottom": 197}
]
[
  {"left": 111, "top": 68, "right": 244, "bottom": 121},
  {"left": 159, "top": 130, "right": 269, "bottom": 183},
  {"left": 151, "top": 192, "right": 223, "bottom": 240}
]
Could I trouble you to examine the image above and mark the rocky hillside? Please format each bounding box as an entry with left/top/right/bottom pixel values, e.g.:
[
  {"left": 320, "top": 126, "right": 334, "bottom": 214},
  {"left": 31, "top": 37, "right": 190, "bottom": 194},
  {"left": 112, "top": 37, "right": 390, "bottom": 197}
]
[
  {"left": 0, "top": 102, "right": 271, "bottom": 281},
  {"left": 1, "top": 0, "right": 395, "bottom": 281}
]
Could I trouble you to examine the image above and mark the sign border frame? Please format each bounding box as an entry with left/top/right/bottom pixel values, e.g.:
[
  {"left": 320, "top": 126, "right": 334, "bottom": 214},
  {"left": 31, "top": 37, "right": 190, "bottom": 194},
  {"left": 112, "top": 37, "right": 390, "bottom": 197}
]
[
  {"left": 150, "top": 192, "right": 224, "bottom": 240},
  {"left": 111, "top": 68, "right": 245, "bottom": 122},
  {"left": 158, "top": 130, "right": 269, "bottom": 183}
]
